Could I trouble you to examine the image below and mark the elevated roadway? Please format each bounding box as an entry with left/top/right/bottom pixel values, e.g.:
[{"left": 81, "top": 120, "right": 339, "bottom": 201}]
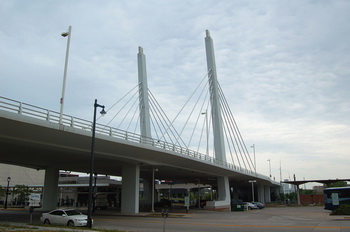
[{"left": 0, "top": 96, "right": 280, "bottom": 212}]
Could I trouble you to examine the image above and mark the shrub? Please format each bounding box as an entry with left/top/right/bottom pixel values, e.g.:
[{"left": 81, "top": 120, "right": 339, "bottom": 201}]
[{"left": 331, "top": 205, "right": 350, "bottom": 215}]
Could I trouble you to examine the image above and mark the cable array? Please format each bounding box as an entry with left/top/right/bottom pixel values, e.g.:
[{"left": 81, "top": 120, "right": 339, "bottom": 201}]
[{"left": 102, "top": 73, "right": 255, "bottom": 173}]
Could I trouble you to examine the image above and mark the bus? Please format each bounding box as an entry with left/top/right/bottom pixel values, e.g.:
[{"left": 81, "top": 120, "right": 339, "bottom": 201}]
[{"left": 324, "top": 187, "right": 350, "bottom": 210}]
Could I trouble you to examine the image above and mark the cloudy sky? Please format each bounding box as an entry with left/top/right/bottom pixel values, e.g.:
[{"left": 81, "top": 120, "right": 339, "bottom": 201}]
[{"left": 1, "top": 0, "right": 349, "bottom": 185}]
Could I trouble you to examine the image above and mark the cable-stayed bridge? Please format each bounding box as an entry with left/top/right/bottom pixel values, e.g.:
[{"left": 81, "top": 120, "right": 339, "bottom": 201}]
[{"left": 0, "top": 31, "right": 280, "bottom": 213}]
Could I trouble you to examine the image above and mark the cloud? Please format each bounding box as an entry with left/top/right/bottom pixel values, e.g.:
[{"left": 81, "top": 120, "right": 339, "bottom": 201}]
[{"left": 1, "top": 0, "right": 350, "bottom": 182}]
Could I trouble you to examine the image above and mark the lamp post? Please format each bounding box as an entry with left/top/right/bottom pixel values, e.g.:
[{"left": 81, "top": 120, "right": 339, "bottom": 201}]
[
  {"left": 59, "top": 25, "right": 72, "bottom": 125},
  {"left": 248, "top": 180, "right": 256, "bottom": 202},
  {"left": 87, "top": 99, "right": 106, "bottom": 228},
  {"left": 151, "top": 168, "right": 158, "bottom": 212},
  {"left": 201, "top": 110, "right": 209, "bottom": 156},
  {"left": 92, "top": 173, "right": 97, "bottom": 213},
  {"left": 4, "top": 177, "right": 11, "bottom": 209},
  {"left": 251, "top": 144, "right": 256, "bottom": 174},
  {"left": 267, "top": 159, "right": 271, "bottom": 178}
]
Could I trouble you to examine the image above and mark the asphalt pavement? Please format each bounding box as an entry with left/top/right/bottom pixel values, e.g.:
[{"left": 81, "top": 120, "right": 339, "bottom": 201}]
[{"left": 1, "top": 206, "right": 350, "bottom": 232}]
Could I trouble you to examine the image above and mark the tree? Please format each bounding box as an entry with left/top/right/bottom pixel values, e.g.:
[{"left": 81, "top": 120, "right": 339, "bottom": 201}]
[
  {"left": 0, "top": 186, "right": 5, "bottom": 198},
  {"left": 12, "top": 185, "right": 30, "bottom": 205},
  {"left": 300, "top": 189, "right": 315, "bottom": 195},
  {"left": 328, "top": 181, "right": 347, "bottom": 188}
]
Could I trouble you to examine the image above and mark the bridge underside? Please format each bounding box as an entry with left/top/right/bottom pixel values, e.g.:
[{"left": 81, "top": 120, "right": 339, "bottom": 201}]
[{"left": 0, "top": 111, "right": 278, "bottom": 212}]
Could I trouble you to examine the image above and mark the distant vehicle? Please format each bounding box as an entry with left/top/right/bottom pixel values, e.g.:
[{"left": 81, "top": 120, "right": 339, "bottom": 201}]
[
  {"left": 252, "top": 202, "right": 265, "bottom": 209},
  {"left": 40, "top": 209, "right": 89, "bottom": 227},
  {"left": 244, "top": 202, "right": 258, "bottom": 210},
  {"left": 95, "top": 193, "right": 108, "bottom": 210},
  {"left": 324, "top": 187, "right": 350, "bottom": 210}
]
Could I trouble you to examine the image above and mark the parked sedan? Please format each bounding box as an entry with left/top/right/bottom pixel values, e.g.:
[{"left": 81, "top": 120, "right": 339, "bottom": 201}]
[
  {"left": 252, "top": 202, "right": 265, "bottom": 209},
  {"left": 40, "top": 209, "right": 89, "bottom": 227},
  {"left": 244, "top": 202, "right": 258, "bottom": 210}
]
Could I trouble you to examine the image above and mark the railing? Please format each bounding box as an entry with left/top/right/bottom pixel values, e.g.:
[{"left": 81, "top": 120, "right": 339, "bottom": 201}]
[{"left": 0, "top": 96, "right": 272, "bottom": 181}]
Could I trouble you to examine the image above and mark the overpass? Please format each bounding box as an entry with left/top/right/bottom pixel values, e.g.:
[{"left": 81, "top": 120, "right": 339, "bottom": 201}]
[
  {"left": 0, "top": 31, "right": 280, "bottom": 213},
  {"left": 0, "top": 97, "right": 279, "bottom": 212}
]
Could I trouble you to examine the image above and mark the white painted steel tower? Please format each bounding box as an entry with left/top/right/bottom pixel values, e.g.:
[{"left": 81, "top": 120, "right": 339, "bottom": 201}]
[
  {"left": 137, "top": 46, "right": 152, "bottom": 139},
  {"left": 205, "top": 30, "right": 231, "bottom": 210}
]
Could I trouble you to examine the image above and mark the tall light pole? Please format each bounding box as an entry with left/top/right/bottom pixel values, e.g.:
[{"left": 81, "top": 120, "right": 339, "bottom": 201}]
[
  {"left": 201, "top": 110, "right": 209, "bottom": 156},
  {"left": 248, "top": 180, "right": 256, "bottom": 202},
  {"left": 251, "top": 144, "right": 256, "bottom": 173},
  {"left": 151, "top": 168, "right": 157, "bottom": 212},
  {"left": 59, "top": 25, "right": 72, "bottom": 125},
  {"left": 4, "top": 177, "right": 11, "bottom": 209},
  {"left": 87, "top": 99, "right": 106, "bottom": 228},
  {"left": 267, "top": 159, "right": 271, "bottom": 178}
]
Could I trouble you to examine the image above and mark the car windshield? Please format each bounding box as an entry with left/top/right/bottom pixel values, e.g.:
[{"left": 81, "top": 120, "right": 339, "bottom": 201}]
[{"left": 65, "top": 210, "right": 82, "bottom": 216}]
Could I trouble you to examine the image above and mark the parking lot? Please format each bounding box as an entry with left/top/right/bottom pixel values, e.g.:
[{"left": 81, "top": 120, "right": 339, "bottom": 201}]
[{"left": 1, "top": 206, "right": 350, "bottom": 232}]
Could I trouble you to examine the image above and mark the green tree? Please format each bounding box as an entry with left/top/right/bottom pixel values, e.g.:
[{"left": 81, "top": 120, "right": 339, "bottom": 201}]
[
  {"left": 328, "top": 181, "right": 347, "bottom": 188},
  {"left": 0, "top": 186, "right": 5, "bottom": 198},
  {"left": 13, "top": 185, "right": 30, "bottom": 205},
  {"left": 300, "top": 189, "right": 315, "bottom": 195},
  {"left": 286, "top": 192, "right": 297, "bottom": 203}
]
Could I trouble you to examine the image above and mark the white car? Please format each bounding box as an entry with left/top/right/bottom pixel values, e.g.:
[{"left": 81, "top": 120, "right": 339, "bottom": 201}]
[
  {"left": 40, "top": 209, "right": 89, "bottom": 227},
  {"left": 244, "top": 202, "right": 258, "bottom": 210}
]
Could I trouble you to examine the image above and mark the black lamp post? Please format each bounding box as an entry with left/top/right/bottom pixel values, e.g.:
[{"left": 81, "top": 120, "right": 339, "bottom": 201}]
[
  {"left": 93, "top": 173, "right": 97, "bottom": 213},
  {"left": 87, "top": 99, "right": 106, "bottom": 228},
  {"left": 4, "top": 177, "right": 11, "bottom": 209}
]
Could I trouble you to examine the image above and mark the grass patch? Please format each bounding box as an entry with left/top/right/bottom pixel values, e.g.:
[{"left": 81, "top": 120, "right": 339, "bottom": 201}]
[{"left": 0, "top": 223, "right": 126, "bottom": 232}]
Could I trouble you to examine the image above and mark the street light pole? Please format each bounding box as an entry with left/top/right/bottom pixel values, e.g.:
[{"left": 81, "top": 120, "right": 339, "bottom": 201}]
[
  {"left": 4, "top": 177, "right": 11, "bottom": 209},
  {"left": 59, "top": 25, "right": 72, "bottom": 125},
  {"left": 251, "top": 144, "right": 256, "bottom": 173},
  {"left": 201, "top": 110, "right": 209, "bottom": 156},
  {"left": 248, "top": 180, "right": 256, "bottom": 202},
  {"left": 267, "top": 159, "right": 271, "bottom": 178},
  {"left": 87, "top": 99, "right": 106, "bottom": 228}
]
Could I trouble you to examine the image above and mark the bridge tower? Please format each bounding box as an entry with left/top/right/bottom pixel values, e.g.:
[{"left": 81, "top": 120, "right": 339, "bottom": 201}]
[
  {"left": 137, "top": 46, "right": 152, "bottom": 139},
  {"left": 204, "top": 30, "right": 231, "bottom": 210},
  {"left": 121, "top": 46, "right": 153, "bottom": 214}
]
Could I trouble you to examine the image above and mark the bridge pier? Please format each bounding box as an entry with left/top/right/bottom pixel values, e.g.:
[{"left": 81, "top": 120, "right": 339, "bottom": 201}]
[
  {"left": 216, "top": 176, "right": 231, "bottom": 210},
  {"left": 258, "top": 184, "right": 265, "bottom": 203},
  {"left": 121, "top": 164, "right": 140, "bottom": 214},
  {"left": 140, "top": 172, "right": 153, "bottom": 211},
  {"left": 265, "top": 185, "right": 271, "bottom": 203},
  {"left": 206, "top": 176, "right": 231, "bottom": 210},
  {"left": 41, "top": 167, "right": 59, "bottom": 211}
]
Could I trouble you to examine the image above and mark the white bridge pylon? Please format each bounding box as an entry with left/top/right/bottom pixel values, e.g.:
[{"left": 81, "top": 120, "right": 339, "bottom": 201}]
[{"left": 136, "top": 30, "right": 236, "bottom": 210}]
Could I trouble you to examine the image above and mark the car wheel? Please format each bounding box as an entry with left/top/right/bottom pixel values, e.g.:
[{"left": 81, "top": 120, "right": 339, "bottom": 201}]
[
  {"left": 248, "top": 206, "right": 252, "bottom": 210},
  {"left": 67, "top": 220, "right": 75, "bottom": 227},
  {"left": 44, "top": 219, "right": 50, "bottom": 225}
]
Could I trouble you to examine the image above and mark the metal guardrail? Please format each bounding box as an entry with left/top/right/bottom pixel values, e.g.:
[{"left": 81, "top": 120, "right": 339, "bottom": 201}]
[{"left": 0, "top": 96, "right": 272, "bottom": 181}]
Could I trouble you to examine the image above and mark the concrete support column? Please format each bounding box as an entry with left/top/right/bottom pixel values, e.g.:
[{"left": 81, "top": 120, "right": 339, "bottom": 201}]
[
  {"left": 231, "top": 186, "right": 239, "bottom": 200},
  {"left": 258, "top": 184, "right": 265, "bottom": 203},
  {"left": 42, "top": 167, "right": 59, "bottom": 211},
  {"left": 207, "top": 176, "right": 231, "bottom": 210},
  {"left": 140, "top": 172, "right": 152, "bottom": 211},
  {"left": 121, "top": 164, "right": 140, "bottom": 214},
  {"left": 217, "top": 177, "right": 230, "bottom": 201},
  {"left": 296, "top": 185, "right": 301, "bottom": 205},
  {"left": 264, "top": 185, "right": 271, "bottom": 203}
]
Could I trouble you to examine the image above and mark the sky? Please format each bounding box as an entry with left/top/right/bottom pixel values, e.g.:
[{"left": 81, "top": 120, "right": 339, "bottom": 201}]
[{"left": 1, "top": 0, "right": 350, "bottom": 186}]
